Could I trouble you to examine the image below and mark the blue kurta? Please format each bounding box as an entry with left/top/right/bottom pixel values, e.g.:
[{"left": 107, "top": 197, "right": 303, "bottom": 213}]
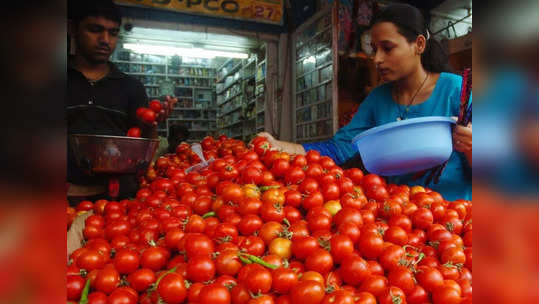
[{"left": 303, "top": 72, "right": 471, "bottom": 201}]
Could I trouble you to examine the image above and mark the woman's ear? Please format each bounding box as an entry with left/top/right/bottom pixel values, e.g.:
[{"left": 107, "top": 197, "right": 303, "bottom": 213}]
[{"left": 415, "top": 34, "right": 427, "bottom": 55}]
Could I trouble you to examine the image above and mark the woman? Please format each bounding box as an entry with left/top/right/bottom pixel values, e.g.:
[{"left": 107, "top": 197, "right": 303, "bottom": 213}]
[{"left": 259, "top": 4, "right": 471, "bottom": 201}]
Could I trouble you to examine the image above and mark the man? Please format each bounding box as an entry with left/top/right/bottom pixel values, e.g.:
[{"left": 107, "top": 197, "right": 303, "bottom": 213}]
[{"left": 67, "top": 0, "right": 176, "bottom": 202}]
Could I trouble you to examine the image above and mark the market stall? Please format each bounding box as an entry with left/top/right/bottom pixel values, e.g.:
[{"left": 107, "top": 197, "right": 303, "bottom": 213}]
[{"left": 67, "top": 1, "right": 472, "bottom": 303}]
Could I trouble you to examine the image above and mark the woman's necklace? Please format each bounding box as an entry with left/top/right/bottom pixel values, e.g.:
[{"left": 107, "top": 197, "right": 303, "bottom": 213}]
[{"left": 396, "top": 72, "right": 429, "bottom": 121}]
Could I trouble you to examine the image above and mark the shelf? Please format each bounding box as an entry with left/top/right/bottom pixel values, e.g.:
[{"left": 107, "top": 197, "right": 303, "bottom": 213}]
[
  {"left": 257, "top": 59, "right": 266, "bottom": 67},
  {"left": 112, "top": 60, "right": 166, "bottom": 66},
  {"left": 173, "top": 107, "right": 216, "bottom": 111},
  {"left": 216, "top": 61, "right": 243, "bottom": 83},
  {"left": 219, "top": 120, "right": 242, "bottom": 129},
  {"left": 190, "top": 129, "right": 215, "bottom": 132},
  {"left": 217, "top": 91, "right": 242, "bottom": 106},
  {"left": 176, "top": 85, "right": 214, "bottom": 90},
  {"left": 112, "top": 60, "right": 216, "bottom": 69},
  {"left": 143, "top": 84, "right": 160, "bottom": 87},
  {"left": 296, "top": 79, "right": 332, "bottom": 95},
  {"left": 168, "top": 118, "right": 214, "bottom": 122},
  {"left": 257, "top": 109, "right": 265, "bottom": 115},
  {"left": 296, "top": 99, "right": 332, "bottom": 111},
  {"left": 217, "top": 78, "right": 242, "bottom": 95},
  {"left": 257, "top": 126, "right": 265, "bottom": 131},
  {"left": 256, "top": 77, "right": 266, "bottom": 83},
  {"left": 296, "top": 117, "right": 331, "bottom": 126},
  {"left": 218, "top": 105, "right": 242, "bottom": 118},
  {"left": 296, "top": 25, "right": 332, "bottom": 51},
  {"left": 167, "top": 74, "right": 215, "bottom": 79},
  {"left": 243, "top": 58, "right": 257, "bottom": 68},
  {"left": 176, "top": 96, "right": 193, "bottom": 99},
  {"left": 296, "top": 62, "right": 332, "bottom": 79},
  {"left": 217, "top": 58, "right": 234, "bottom": 71}
]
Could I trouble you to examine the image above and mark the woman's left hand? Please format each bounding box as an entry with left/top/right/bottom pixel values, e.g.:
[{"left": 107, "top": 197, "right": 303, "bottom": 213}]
[{"left": 453, "top": 122, "right": 472, "bottom": 154}]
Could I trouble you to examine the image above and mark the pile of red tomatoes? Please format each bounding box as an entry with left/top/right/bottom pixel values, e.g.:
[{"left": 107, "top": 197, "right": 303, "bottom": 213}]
[{"left": 67, "top": 135, "right": 472, "bottom": 304}]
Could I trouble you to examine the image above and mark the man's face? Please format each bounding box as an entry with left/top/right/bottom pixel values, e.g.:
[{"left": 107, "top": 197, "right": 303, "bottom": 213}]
[{"left": 74, "top": 16, "right": 119, "bottom": 64}]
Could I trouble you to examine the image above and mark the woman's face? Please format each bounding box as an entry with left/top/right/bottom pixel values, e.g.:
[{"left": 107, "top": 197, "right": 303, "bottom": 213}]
[{"left": 370, "top": 22, "right": 422, "bottom": 82}]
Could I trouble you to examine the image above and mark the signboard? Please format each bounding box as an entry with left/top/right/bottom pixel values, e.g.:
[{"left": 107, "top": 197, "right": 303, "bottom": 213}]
[{"left": 115, "top": 0, "right": 284, "bottom": 25}]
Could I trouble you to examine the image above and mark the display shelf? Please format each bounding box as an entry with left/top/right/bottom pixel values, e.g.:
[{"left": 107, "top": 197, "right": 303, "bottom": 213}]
[
  {"left": 216, "top": 61, "right": 243, "bottom": 83},
  {"left": 217, "top": 78, "right": 242, "bottom": 95},
  {"left": 292, "top": 7, "right": 336, "bottom": 143},
  {"left": 218, "top": 105, "right": 242, "bottom": 118}
]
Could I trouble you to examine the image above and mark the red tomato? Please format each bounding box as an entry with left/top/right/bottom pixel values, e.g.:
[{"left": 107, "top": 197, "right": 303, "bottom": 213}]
[
  {"left": 67, "top": 275, "right": 85, "bottom": 301},
  {"left": 113, "top": 249, "right": 140, "bottom": 274},
  {"left": 157, "top": 272, "right": 187, "bottom": 304},
  {"left": 290, "top": 280, "right": 325, "bottom": 304},
  {"left": 305, "top": 248, "right": 334, "bottom": 275},
  {"left": 198, "top": 283, "right": 232, "bottom": 304},
  {"left": 186, "top": 255, "right": 216, "bottom": 283},
  {"left": 378, "top": 286, "right": 406, "bottom": 304},
  {"left": 137, "top": 107, "right": 156, "bottom": 124},
  {"left": 127, "top": 268, "right": 156, "bottom": 292},
  {"left": 339, "top": 254, "right": 370, "bottom": 286},
  {"left": 359, "top": 275, "right": 388, "bottom": 297},
  {"left": 149, "top": 100, "right": 163, "bottom": 112}
]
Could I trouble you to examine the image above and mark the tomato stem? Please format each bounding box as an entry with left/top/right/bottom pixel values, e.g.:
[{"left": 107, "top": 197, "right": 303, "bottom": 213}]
[
  {"left": 78, "top": 278, "right": 91, "bottom": 304},
  {"left": 239, "top": 256, "right": 252, "bottom": 264},
  {"left": 202, "top": 211, "right": 216, "bottom": 219},
  {"left": 241, "top": 253, "right": 278, "bottom": 270}
]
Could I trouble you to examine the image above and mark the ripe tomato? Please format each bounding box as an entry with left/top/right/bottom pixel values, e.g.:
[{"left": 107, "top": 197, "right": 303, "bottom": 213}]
[
  {"left": 432, "top": 285, "right": 461, "bottom": 304},
  {"left": 358, "top": 232, "right": 384, "bottom": 259},
  {"left": 259, "top": 221, "right": 283, "bottom": 245},
  {"left": 299, "top": 178, "right": 319, "bottom": 194},
  {"left": 407, "top": 285, "right": 428, "bottom": 304},
  {"left": 387, "top": 266, "right": 416, "bottom": 294},
  {"left": 379, "top": 245, "right": 405, "bottom": 271},
  {"left": 329, "top": 234, "right": 354, "bottom": 263},
  {"left": 306, "top": 150, "right": 321, "bottom": 163},
  {"left": 339, "top": 254, "right": 370, "bottom": 286},
  {"left": 76, "top": 249, "right": 105, "bottom": 271},
  {"left": 321, "top": 289, "right": 355, "bottom": 304},
  {"left": 334, "top": 208, "right": 363, "bottom": 228},
  {"left": 107, "top": 288, "right": 137, "bottom": 304},
  {"left": 321, "top": 183, "right": 340, "bottom": 200},
  {"left": 292, "top": 236, "right": 319, "bottom": 260},
  {"left": 137, "top": 107, "right": 156, "bottom": 124},
  {"left": 67, "top": 275, "right": 85, "bottom": 301},
  {"left": 198, "top": 283, "right": 232, "bottom": 304},
  {"left": 94, "top": 265, "right": 119, "bottom": 294},
  {"left": 157, "top": 273, "right": 187, "bottom": 304},
  {"left": 245, "top": 265, "right": 272, "bottom": 293},
  {"left": 384, "top": 226, "right": 408, "bottom": 246},
  {"left": 140, "top": 246, "right": 169, "bottom": 271},
  {"left": 285, "top": 166, "right": 306, "bottom": 185},
  {"left": 378, "top": 286, "right": 406, "bottom": 304},
  {"left": 290, "top": 280, "right": 325, "bottom": 304},
  {"left": 415, "top": 266, "right": 444, "bottom": 292},
  {"left": 127, "top": 268, "right": 156, "bottom": 292},
  {"left": 337, "top": 222, "right": 361, "bottom": 243},
  {"left": 305, "top": 248, "right": 333, "bottom": 275},
  {"left": 215, "top": 249, "right": 242, "bottom": 276},
  {"left": 355, "top": 292, "right": 377, "bottom": 304},
  {"left": 186, "top": 255, "right": 216, "bottom": 283},
  {"left": 183, "top": 233, "right": 215, "bottom": 258},
  {"left": 238, "top": 214, "right": 263, "bottom": 236},
  {"left": 272, "top": 267, "right": 299, "bottom": 294},
  {"left": 359, "top": 275, "right": 388, "bottom": 297},
  {"left": 87, "top": 291, "right": 107, "bottom": 304},
  {"left": 239, "top": 236, "right": 266, "bottom": 256},
  {"left": 411, "top": 208, "right": 434, "bottom": 230},
  {"left": 269, "top": 237, "right": 292, "bottom": 259},
  {"left": 230, "top": 283, "right": 251, "bottom": 304},
  {"left": 113, "top": 249, "right": 140, "bottom": 274}
]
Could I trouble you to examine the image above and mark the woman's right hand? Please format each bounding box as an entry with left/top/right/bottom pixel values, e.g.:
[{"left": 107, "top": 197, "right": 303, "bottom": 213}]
[
  {"left": 253, "top": 132, "right": 306, "bottom": 155},
  {"left": 254, "top": 132, "right": 280, "bottom": 148}
]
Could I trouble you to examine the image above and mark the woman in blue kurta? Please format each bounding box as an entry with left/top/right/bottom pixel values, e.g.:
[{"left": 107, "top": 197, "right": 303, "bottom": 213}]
[{"left": 258, "top": 4, "right": 472, "bottom": 201}]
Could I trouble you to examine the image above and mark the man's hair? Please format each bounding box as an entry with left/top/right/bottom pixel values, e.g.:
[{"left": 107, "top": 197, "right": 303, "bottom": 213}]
[{"left": 69, "top": 0, "right": 122, "bottom": 26}]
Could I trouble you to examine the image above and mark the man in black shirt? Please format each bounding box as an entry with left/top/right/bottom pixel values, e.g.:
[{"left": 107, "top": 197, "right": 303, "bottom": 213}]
[{"left": 67, "top": 1, "right": 175, "bottom": 201}]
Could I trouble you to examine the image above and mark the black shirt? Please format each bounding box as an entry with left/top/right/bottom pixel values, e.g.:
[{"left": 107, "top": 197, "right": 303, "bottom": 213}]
[{"left": 67, "top": 62, "right": 148, "bottom": 185}]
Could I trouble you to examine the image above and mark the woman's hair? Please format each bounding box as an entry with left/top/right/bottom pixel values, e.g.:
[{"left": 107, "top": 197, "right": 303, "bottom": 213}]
[{"left": 370, "top": 3, "right": 452, "bottom": 73}]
